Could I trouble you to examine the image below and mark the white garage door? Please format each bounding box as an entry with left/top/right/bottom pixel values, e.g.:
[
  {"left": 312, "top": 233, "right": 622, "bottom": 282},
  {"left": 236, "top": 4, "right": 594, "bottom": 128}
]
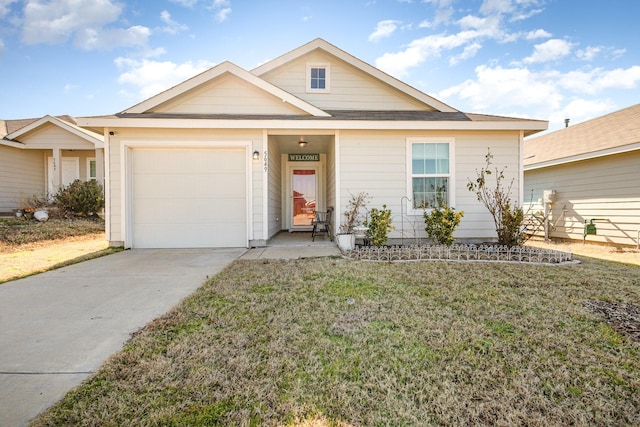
[{"left": 132, "top": 148, "right": 247, "bottom": 248}]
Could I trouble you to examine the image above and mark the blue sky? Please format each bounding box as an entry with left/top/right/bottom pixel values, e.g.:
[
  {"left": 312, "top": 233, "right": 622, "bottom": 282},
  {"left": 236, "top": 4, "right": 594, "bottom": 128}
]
[{"left": 1, "top": 0, "right": 639, "bottom": 132}]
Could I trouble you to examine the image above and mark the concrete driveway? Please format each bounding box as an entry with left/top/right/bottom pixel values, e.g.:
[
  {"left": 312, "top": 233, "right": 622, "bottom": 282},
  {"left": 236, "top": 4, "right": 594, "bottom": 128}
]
[{"left": 0, "top": 248, "right": 245, "bottom": 427}]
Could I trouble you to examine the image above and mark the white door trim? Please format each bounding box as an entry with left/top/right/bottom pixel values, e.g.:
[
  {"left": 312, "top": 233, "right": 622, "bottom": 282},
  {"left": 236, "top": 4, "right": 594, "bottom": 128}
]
[{"left": 285, "top": 159, "right": 325, "bottom": 231}]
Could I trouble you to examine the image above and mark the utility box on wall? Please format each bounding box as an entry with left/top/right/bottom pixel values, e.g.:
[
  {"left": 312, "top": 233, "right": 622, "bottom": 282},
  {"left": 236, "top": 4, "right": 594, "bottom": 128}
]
[{"left": 543, "top": 189, "right": 557, "bottom": 204}]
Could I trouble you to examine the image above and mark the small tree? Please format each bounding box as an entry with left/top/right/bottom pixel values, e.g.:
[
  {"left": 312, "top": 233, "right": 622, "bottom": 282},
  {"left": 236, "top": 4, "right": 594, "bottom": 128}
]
[
  {"left": 54, "top": 179, "right": 104, "bottom": 217},
  {"left": 424, "top": 205, "right": 464, "bottom": 246},
  {"left": 467, "top": 149, "right": 525, "bottom": 246},
  {"left": 365, "top": 204, "right": 394, "bottom": 247},
  {"left": 339, "top": 191, "right": 369, "bottom": 234}
]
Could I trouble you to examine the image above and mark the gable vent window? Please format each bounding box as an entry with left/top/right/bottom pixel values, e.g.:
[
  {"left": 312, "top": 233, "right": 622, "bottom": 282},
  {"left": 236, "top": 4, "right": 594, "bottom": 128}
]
[{"left": 307, "top": 63, "right": 330, "bottom": 93}]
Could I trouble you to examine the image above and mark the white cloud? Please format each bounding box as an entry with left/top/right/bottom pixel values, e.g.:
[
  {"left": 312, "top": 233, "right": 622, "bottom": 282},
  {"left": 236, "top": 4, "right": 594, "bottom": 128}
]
[
  {"left": 523, "top": 38, "right": 572, "bottom": 63},
  {"left": 376, "top": 31, "right": 480, "bottom": 77},
  {"left": 75, "top": 25, "right": 150, "bottom": 50},
  {"left": 525, "top": 29, "right": 551, "bottom": 40},
  {"left": 449, "top": 42, "right": 482, "bottom": 65},
  {"left": 549, "top": 98, "right": 617, "bottom": 126},
  {"left": 576, "top": 46, "right": 601, "bottom": 61},
  {"left": 21, "top": 0, "right": 150, "bottom": 50},
  {"left": 558, "top": 66, "right": 640, "bottom": 94},
  {"left": 115, "top": 57, "right": 215, "bottom": 100},
  {"left": 0, "top": 0, "right": 18, "bottom": 18},
  {"left": 160, "top": 10, "right": 189, "bottom": 34},
  {"left": 169, "top": 0, "right": 198, "bottom": 6},
  {"left": 210, "top": 0, "right": 231, "bottom": 22},
  {"left": 0, "top": 38, "right": 5, "bottom": 54},
  {"left": 439, "top": 65, "right": 563, "bottom": 111},
  {"left": 369, "top": 20, "right": 401, "bottom": 42}
]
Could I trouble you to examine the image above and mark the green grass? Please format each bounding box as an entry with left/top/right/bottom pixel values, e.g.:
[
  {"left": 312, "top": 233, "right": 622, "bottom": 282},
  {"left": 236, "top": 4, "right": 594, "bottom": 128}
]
[
  {"left": 33, "top": 257, "right": 640, "bottom": 426},
  {"left": 0, "top": 217, "right": 105, "bottom": 245}
]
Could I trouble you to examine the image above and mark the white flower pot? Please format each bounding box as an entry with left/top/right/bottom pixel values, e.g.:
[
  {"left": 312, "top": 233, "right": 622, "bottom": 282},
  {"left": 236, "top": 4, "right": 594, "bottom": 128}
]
[
  {"left": 336, "top": 233, "right": 355, "bottom": 251},
  {"left": 353, "top": 226, "right": 369, "bottom": 239}
]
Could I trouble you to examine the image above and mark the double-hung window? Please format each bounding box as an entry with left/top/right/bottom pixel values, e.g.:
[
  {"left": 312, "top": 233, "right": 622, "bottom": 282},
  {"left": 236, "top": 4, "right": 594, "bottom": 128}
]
[
  {"left": 306, "top": 63, "right": 330, "bottom": 93},
  {"left": 408, "top": 138, "right": 454, "bottom": 210}
]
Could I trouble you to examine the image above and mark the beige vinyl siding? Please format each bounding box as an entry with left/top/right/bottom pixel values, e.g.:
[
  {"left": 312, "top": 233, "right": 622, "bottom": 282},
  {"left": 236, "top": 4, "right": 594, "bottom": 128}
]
[
  {"left": 154, "top": 73, "right": 305, "bottom": 115},
  {"left": 267, "top": 137, "right": 283, "bottom": 239},
  {"left": 17, "top": 123, "right": 96, "bottom": 150},
  {"left": 524, "top": 150, "right": 640, "bottom": 246},
  {"left": 0, "top": 145, "right": 45, "bottom": 212},
  {"left": 106, "top": 128, "right": 262, "bottom": 246},
  {"left": 259, "top": 50, "right": 431, "bottom": 111},
  {"left": 338, "top": 130, "right": 521, "bottom": 242}
]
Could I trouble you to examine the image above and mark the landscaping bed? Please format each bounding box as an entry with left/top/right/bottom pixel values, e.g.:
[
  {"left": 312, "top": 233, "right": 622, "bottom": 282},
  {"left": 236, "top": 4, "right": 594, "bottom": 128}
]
[
  {"left": 345, "top": 244, "right": 573, "bottom": 264},
  {"left": 0, "top": 217, "right": 104, "bottom": 246}
]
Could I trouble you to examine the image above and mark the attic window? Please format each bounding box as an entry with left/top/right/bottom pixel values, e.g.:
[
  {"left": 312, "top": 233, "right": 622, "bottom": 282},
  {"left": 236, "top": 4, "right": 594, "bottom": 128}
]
[{"left": 307, "top": 63, "right": 330, "bottom": 93}]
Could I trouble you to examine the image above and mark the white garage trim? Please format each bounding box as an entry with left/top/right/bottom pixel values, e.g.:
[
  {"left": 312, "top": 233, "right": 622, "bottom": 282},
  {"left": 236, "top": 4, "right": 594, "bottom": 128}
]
[{"left": 120, "top": 140, "right": 252, "bottom": 248}]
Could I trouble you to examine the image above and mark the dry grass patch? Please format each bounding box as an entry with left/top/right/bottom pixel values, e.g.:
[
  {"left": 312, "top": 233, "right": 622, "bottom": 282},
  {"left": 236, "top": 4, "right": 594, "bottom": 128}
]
[
  {"left": 34, "top": 257, "right": 640, "bottom": 426},
  {"left": 0, "top": 217, "right": 117, "bottom": 283}
]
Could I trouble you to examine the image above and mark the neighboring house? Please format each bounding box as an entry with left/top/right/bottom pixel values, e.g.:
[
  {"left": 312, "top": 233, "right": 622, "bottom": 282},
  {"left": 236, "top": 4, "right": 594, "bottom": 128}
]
[
  {"left": 0, "top": 115, "right": 105, "bottom": 214},
  {"left": 78, "top": 38, "right": 547, "bottom": 248},
  {"left": 524, "top": 104, "right": 640, "bottom": 246}
]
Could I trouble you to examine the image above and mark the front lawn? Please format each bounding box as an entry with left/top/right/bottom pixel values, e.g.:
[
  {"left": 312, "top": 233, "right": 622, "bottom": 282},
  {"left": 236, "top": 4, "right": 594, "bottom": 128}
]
[{"left": 34, "top": 257, "right": 640, "bottom": 426}]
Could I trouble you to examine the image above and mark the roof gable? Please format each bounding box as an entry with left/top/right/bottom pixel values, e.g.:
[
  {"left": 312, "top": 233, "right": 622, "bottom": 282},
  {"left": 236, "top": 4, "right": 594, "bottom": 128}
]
[
  {"left": 524, "top": 104, "right": 640, "bottom": 168},
  {"left": 122, "top": 61, "right": 330, "bottom": 117},
  {"left": 3, "top": 115, "right": 104, "bottom": 149},
  {"left": 252, "top": 38, "right": 458, "bottom": 113}
]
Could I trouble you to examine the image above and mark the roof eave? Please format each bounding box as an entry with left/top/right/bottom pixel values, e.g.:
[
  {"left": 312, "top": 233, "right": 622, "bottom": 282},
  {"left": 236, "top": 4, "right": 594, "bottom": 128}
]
[
  {"left": 77, "top": 116, "right": 548, "bottom": 132},
  {"left": 524, "top": 142, "right": 640, "bottom": 170}
]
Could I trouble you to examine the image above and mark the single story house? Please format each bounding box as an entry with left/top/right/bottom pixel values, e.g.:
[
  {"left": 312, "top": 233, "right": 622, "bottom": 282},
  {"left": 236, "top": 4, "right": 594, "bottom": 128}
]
[
  {"left": 78, "top": 38, "right": 547, "bottom": 248},
  {"left": 524, "top": 104, "right": 640, "bottom": 246},
  {"left": 0, "top": 115, "right": 105, "bottom": 213}
]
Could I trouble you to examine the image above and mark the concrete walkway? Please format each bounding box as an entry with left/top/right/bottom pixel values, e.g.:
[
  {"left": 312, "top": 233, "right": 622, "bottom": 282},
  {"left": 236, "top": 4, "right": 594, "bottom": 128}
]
[
  {"left": 0, "top": 248, "right": 245, "bottom": 427},
  {"left": 240, "top": 231, "right": 341, "bottom": 260}
]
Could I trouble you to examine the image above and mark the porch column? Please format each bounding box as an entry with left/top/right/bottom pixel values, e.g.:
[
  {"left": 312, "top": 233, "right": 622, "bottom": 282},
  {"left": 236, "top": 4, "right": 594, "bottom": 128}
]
[
  {"left": 51, "top": 148, "right": 62, "bottom": 193},
  {"left": 95, "top": 147, "right": 105, "bottom": 193}
]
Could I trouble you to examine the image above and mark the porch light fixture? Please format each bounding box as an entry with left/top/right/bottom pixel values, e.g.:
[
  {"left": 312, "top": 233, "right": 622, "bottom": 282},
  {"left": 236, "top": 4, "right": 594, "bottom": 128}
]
[
  {"left": 252, "top": 150, "right": 260, "bottom": 160},
  {"left": 298, "top": 138, "right": 307, "bottom": 148}
]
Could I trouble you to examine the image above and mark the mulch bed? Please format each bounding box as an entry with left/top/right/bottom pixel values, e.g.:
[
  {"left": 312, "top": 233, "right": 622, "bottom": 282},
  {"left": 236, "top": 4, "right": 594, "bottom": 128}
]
[{"left": 584, "top": 300, "right": 640, "bottom": 343}]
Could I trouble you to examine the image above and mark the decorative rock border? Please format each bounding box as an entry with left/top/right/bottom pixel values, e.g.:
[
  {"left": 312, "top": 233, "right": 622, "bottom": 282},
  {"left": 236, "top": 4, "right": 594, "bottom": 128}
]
[{"left": 343, "top": 244, "right": 573, "bottom": 264}]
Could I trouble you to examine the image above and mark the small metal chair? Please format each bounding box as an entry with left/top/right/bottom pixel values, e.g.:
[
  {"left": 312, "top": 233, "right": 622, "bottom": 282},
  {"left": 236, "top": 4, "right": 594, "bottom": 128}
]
[{"left": 311, "top": 207, "right": 333, "bottom": 241}]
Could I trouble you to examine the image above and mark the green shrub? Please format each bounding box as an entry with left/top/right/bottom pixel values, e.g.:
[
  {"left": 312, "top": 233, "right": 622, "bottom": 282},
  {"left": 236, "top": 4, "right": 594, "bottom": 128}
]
[
  {"left": 424, "top": 205, "right": 464, "bottom": 246},
  {"left": 365, "top": 205, "right": 393, "bottom": 247},
  {"left": 54, "top": 179, "right": 104, "bottom": 217}
]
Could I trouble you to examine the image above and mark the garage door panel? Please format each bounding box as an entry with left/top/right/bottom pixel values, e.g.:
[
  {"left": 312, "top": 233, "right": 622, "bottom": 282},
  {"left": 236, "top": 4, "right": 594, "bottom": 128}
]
[
  {"left": 135, "top": 173, "right": 246, "bottom": 199},
  {"left": 134, "top": 149, "right": 245, "bottom": 174},
  {"left": 132, "top": 149, "right": 247, "bottom": 248}
]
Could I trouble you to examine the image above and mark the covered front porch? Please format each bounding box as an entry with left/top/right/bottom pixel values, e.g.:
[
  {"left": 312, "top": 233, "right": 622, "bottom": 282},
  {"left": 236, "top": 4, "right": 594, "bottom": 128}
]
[{"left": 259, "top": 131, "right": 337, "bottom": 246}]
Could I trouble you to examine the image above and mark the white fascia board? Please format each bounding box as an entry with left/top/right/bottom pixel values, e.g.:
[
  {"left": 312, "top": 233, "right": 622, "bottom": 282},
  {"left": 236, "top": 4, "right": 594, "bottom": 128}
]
[
  {"left": 251, "top": 38, "right": 458, "bottom": 113},
  {"left": 0, "top": 139, "right": 26, "bottom": 148},
  {"left": 78, "top": 117, "right": 548, "bottom": 132},
  {"left": 524, "top": 142, "right": 640, "bottom": 171},
  {"left": 6, "top": 115, "right": 104, "bottom": 147},
  {"left": 123, "top": 61, "right": 330, "bottom": 117}
]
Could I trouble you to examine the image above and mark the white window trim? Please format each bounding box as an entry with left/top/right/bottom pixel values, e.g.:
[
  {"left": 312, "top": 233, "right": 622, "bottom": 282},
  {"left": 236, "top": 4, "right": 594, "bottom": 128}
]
[
  {"left": 406, "top": 137, "right": 456, "bottom": 215},
  {"left": 306, "top": 62, "right": 331, "bottom": 93},
  {"left": 87, "top": 157, "right": 97, "bottom": 180}
]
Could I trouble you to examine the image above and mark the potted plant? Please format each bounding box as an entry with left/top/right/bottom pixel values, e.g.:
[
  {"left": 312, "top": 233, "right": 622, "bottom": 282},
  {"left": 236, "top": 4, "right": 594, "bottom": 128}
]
[{"left": 336, "top": 191, "right": 369, "bottom": 251}]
